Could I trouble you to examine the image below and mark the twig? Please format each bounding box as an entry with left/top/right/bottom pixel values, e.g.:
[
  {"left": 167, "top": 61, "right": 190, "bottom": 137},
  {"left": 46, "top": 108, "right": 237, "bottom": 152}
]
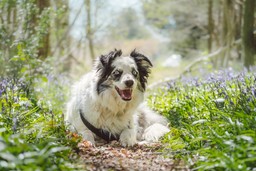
[{"left": 148, "top": 48, "right": 224, "bottom": 89}]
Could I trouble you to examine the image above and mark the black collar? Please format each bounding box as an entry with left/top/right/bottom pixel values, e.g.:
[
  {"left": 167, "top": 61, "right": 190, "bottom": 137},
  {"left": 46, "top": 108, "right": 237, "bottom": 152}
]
[{"left": 79, "top": 109, "right": 119, "bottom": 142}]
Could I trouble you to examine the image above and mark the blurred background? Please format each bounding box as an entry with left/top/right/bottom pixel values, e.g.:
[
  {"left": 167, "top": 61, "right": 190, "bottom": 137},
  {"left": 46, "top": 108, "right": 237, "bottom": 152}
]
[{"left": 0, "top": 0, "right": 255, "bottom": 83}]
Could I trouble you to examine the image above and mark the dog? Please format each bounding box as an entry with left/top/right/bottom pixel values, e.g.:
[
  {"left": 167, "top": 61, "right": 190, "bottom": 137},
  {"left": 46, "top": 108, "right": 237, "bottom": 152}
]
[{"left": 65, "top": 49, "right": 169, "bottom": 146}]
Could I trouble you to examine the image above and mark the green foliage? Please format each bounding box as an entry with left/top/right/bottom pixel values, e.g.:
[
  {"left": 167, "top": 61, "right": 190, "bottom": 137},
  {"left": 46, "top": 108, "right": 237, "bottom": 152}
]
[
  {"left": 142, "top": 0, "right": 171, "bottom": 29},
  {"left": 0, "top": 128, "right": 72, "bottom": 171},
  {"left": 108, "top": 7, "right": 150, "bottom": 40},
  {"left": 0, "top": 43, "right": 80, "bottom": 169},
  {"left": 0, "top": 0, "right": 49, "bottom": 78},
  {"left": 0, "top": 1, "right": 81, "bottom": 169},
  {"left": 0, "top": 69, "right": 81, "bottom": 170},
  {"left": 148, "top": 69, "right": 256, "bottom": 170}
]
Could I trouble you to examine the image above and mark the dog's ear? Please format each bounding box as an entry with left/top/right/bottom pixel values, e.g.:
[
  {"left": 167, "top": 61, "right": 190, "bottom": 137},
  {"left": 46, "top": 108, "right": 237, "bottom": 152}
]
[
  {"left": 100, "top": 49, "right": 122, "bottom": 67},
  {"left": 130, "top": 49, "right": 153, "bottom": 91},
  {"left": 96, "top": 49, "right": 122, "bottom": 73},
  {"left": 95, "top": 49, "right": 122, "bottom": 78},
  {"left": 95, "top": 49, "right": 122, "bottom": 94},
  {"left": 130, "top": 49, "right": 153, "bottom": 69}
]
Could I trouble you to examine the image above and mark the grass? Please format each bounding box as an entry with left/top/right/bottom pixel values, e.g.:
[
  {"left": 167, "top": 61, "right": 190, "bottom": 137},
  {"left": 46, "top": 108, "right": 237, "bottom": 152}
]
[{"left": 148, "top": 68, "right": 256, "bottom": 170}]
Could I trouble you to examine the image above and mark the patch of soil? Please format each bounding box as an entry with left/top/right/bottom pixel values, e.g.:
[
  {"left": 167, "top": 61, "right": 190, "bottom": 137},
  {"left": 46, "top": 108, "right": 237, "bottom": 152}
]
[{"left": 77, "top": 141, "right": 189, "bottom": 171}]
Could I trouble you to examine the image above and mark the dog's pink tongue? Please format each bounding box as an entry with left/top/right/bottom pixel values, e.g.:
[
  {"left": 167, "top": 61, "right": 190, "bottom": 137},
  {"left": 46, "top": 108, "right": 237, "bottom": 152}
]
[{"left": 121, "top": 89, "right": 132, "bottom": 100}]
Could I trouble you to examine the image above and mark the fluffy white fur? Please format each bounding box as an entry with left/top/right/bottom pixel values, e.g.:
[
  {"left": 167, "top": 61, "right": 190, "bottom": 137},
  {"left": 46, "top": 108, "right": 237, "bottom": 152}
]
[{"left": 65, "top": 50, "right": 169, "bottom": 146}]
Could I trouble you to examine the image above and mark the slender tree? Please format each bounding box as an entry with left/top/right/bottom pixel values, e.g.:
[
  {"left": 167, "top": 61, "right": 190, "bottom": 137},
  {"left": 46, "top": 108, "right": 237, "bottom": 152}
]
[
  {"left": 85, "top": 0, "right": 95, "bottom": 60},
  {"left": 242, "top": 0, "right": 255, "bottom": 68},
  {"left": 221, "top": 0, "right": 236, "bottom": 67},
  {"left": 37, "top": 0, "right": 50, "bottom": 60},
  {"left": 208, "top": 0, "right": 213, "bottom": 53}
]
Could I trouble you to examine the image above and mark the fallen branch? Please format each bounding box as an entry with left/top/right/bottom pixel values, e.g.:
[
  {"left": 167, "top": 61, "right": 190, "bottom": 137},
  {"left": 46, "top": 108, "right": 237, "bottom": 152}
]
[
  {"left": 148, "top": 48, "right": 224, "bottom": 89},
  {"left": 149, "top": 38, "right": 243, "bottom": 90}
]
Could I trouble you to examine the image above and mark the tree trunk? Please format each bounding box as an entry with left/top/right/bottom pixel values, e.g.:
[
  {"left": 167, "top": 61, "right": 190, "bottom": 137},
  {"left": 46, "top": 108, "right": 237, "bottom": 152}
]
[
  {"left": 221, "top": 0, "right": 235, "bottom": 67},
  {"left": 37, "top": 0, "right": 50, "bottom": 60},
  {"left": 242, "top": 0, "right": 255, "bottom": 68},
  {"left": 85, "top": 0, "right": 95, "bottom": 60},
  {"left": 208, "top": 0, "right": 213, "bottom": 53},
  {"left": 234, "top": 2, "right": 243, "bottom": 61}
]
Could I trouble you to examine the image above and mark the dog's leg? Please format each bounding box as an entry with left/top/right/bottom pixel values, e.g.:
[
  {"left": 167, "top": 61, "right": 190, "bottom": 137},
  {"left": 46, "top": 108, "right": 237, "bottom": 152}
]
[
  {"left": 67, "top": 116, "right": 96, "bottom": 144},
  {"left": 76, "top": 123, "right": 95, "bottom": 145},
  {"left": 137, "top": 104, "right": 170, "bottom": 142},
  {"left": 142, "top": 123, "right": 169, "bottom": 142},
  {"left": 66, "top": 99, "right": 95, "bottom": 144},
  {"left": 119, "top": 128, "right": 137, "bottom": 147},
  {"left": 119, "top": 119, "right": 137, "bottom": 147}
]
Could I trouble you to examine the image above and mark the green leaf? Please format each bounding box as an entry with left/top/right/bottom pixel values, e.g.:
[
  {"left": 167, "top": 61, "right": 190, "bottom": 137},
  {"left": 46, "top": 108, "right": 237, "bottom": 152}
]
[{"left": 41, "top": 76, "right": 48, "bottom": 82}]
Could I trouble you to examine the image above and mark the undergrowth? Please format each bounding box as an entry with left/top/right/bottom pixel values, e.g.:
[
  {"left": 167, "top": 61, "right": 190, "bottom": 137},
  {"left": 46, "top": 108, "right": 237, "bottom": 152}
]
[
  {"left": 0, "top": 1, "right": 82, "bottom": 169},
  {"left": 0, "top": 74, "right": 81, "bottom": 170},
  {"left": 148, "top": 68, "right": 256, "bottom": 170},
  {"left": 0, "top": 42, "right": 81, "bottom": 170}
]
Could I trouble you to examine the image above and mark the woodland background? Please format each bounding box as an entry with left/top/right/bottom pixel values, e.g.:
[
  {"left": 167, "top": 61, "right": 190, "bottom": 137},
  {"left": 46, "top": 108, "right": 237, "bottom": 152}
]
[{"left": 1, "top": 0, "right": 255, "bottom": 79}]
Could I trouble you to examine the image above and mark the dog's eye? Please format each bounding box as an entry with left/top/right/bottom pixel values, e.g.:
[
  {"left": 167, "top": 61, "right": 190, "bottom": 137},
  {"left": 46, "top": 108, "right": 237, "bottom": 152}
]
[
  {"left": 112, "top": 70, "right": 122, "bottom": 77},
  {"left": 132, "top": 70, "right": 138, "bottom": 77}
]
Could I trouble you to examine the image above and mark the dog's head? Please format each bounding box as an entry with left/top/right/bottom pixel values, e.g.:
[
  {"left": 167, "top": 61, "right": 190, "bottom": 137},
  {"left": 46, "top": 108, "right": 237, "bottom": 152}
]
[{"left": 95, "top": 49, "right": 152, "bottom": 101}]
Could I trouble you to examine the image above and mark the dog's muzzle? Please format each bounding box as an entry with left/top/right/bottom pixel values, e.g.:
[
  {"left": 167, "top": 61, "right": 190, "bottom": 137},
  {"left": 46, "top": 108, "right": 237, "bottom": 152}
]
[{"left": 115, "top": 86, "right": 133, "bottom": 101}]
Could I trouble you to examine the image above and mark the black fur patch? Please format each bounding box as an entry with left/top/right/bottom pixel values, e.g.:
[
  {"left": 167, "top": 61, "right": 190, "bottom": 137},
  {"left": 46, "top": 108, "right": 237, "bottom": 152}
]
[
  {"left": 96, "top": 49, "right": 122, "bottom": 94},
  {"left": 130, "top": 49, "right": 153, "bottom": 92},
  {"left": 112, "top": 69, "right": 123, "bottom": 81}
]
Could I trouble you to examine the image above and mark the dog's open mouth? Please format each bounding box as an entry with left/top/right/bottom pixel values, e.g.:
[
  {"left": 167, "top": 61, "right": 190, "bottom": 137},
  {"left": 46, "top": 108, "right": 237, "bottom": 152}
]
[{"left": 115, "top": 86, "right": 132, "bottom": 101}]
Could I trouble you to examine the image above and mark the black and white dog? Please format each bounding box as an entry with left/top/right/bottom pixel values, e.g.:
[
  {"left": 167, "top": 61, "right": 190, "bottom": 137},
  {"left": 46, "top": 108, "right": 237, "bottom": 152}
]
[{"left": 65, "top": 49, "right": 169, "bottom": 146}]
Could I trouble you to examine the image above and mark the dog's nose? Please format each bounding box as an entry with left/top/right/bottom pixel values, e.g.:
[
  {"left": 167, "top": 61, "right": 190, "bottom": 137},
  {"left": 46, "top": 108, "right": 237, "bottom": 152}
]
[{"left": 125, "top": 80, "right": 134, "bottom": 87}]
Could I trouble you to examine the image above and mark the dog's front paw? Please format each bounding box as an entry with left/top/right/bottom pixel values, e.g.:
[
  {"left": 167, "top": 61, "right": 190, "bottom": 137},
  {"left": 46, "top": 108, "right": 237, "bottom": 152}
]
[
  {"left": 80, "top": 131, "right": 95, "bottom": 145},
  {"left": 119, "top": 128, "right": 137, "bottom": 147},
  {"left": 142, "top": 123, "right": 170, "bottom": 142}
]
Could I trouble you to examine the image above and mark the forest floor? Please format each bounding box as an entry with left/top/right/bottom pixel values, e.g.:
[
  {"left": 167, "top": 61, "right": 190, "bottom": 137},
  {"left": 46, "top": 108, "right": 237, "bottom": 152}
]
[{"left": 77, "top": 140, "right": 189, "bottom": 171}]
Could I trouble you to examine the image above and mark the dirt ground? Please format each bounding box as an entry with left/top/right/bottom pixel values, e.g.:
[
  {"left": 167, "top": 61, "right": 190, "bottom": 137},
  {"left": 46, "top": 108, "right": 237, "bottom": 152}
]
[{"left": 77, "top": 141, "right": 189, "bottom": 171}]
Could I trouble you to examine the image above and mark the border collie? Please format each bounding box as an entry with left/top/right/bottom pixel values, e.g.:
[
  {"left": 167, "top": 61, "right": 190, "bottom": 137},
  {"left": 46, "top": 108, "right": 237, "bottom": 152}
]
[{"left": 65, "top": 49, "right": 169, "bottom": 146}]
